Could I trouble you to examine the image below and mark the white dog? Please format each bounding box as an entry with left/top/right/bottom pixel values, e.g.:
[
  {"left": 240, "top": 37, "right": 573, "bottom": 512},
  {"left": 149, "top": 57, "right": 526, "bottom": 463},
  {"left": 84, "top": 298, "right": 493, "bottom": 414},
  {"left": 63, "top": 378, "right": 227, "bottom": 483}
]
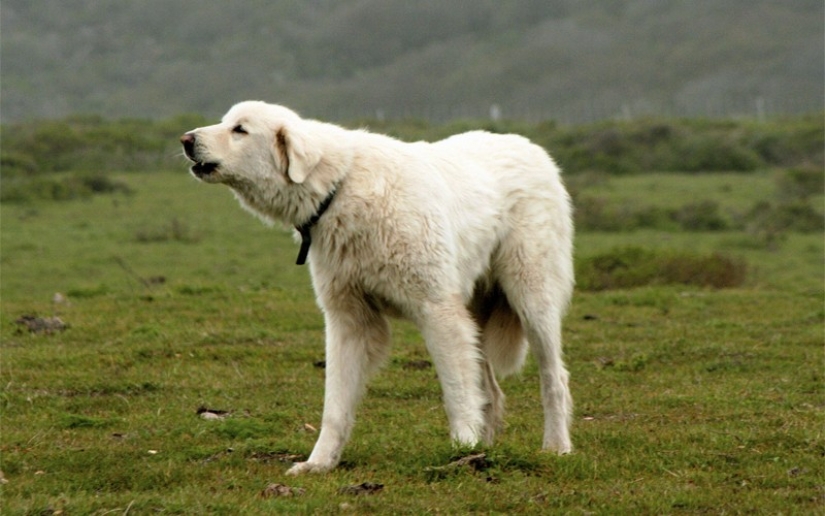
[{"left": 181, "top": 101, "right": 574, "bottom": 475}]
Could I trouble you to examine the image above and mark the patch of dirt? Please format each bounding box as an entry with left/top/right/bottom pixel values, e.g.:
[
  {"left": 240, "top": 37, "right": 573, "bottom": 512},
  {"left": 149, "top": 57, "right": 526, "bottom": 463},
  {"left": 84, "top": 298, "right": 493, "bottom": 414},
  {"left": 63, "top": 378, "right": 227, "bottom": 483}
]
[
  {"left": 402, "top": 359, "right": 433, "bottom": 370},
  {"left": 249, "top": 451, "right": 304, "bottom": 463},
  {"left": 15, "top": 315, "right": 67, "bottom": 334},
  {"left": 338, "top": 482, "right": 384, "bottom": 495},
  {"left": 261, "top": 483, "right": 305, "bottom": 498}
]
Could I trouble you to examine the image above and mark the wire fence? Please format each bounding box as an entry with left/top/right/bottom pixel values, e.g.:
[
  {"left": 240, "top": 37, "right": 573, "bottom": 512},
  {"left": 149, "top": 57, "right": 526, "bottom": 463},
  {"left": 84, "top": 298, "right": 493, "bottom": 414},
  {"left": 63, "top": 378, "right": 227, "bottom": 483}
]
[{"left": 322, "top": 94, "right": 824, "bottom": 124}]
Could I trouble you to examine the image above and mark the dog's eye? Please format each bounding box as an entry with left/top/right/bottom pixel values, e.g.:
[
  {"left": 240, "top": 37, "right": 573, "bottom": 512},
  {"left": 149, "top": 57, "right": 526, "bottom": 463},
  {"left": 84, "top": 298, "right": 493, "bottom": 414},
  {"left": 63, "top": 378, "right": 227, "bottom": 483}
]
[{"left": 232, "top": 124, "right": 248, "bottom": 135}]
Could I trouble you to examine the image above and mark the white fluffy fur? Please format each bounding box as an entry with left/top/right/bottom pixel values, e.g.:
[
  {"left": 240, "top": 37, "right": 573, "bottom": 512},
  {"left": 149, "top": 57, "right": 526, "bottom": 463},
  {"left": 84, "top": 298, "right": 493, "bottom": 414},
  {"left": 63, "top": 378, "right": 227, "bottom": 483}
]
[{"left": 182, "top": 101, "right": 575, "bottom": 475}]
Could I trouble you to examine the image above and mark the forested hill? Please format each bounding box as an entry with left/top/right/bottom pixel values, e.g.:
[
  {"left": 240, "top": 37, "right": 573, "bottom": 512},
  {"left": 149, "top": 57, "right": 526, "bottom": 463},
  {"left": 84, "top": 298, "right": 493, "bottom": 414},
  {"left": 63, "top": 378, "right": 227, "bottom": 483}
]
[{"left": 2, "top": 0, "right": 822, "bottom": 122}]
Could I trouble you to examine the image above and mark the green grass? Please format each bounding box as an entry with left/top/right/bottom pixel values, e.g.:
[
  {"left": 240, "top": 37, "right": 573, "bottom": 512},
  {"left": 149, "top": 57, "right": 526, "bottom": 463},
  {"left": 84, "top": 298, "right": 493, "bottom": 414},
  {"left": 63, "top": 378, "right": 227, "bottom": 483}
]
[{"left": 1, "top": 171, "right": 823, "bottom": 514}]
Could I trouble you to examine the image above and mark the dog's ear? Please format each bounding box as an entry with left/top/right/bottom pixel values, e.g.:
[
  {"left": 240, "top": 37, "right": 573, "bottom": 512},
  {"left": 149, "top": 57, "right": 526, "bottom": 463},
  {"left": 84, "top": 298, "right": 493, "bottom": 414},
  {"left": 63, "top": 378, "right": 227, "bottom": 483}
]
[{"left": 275, "top": 125, "right": 320, "bottom": 184}]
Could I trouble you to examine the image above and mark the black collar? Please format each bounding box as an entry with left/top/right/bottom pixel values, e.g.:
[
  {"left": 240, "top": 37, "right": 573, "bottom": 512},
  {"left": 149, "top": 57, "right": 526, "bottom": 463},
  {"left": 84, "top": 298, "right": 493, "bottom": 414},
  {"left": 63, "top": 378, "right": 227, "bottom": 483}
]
[{"left": 294, "top": 188, "right": 337, "bottom": 265}]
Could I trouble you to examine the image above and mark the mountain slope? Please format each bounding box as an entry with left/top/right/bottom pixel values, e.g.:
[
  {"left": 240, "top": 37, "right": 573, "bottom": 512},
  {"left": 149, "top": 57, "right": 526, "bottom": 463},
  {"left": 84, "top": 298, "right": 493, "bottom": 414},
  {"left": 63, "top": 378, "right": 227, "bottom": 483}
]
[{"left": 1, "top": 0, "right": 822, "bottom": 122}]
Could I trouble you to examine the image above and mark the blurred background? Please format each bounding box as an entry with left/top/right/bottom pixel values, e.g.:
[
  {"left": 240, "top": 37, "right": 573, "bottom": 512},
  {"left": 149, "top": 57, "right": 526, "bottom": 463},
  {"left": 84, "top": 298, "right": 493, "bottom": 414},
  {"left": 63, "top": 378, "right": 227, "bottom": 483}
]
[
  {"left": 2, "top": 0, "right": 823, "bottom": 123},
  {"left": 1, "top": 5, "right": 823, "bottom": 512}
]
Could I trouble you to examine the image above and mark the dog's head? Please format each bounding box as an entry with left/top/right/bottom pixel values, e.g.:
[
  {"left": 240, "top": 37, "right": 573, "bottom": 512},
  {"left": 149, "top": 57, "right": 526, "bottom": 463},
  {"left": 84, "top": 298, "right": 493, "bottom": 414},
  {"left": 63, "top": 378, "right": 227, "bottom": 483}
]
[{"left": 180, "top": 101, "right": 321, "bottom": 186}]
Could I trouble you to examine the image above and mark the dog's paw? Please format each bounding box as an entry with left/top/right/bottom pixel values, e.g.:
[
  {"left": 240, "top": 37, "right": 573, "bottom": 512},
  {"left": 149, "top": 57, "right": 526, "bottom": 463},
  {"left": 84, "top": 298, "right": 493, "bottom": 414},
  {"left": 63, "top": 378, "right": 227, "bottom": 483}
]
[
  {"left": 286, "top": 461, "right": 334, "bottom": 476},
  {"left": 542, "top": 439, "right": 573, "bottom": 456}
]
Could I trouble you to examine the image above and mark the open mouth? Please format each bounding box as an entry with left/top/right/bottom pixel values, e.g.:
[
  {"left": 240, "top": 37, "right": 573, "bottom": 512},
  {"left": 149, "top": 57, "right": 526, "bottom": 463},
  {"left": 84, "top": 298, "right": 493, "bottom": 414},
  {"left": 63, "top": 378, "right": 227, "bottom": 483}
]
[{"left": 191, "top": 161, "right": 219, "bottom": 178}]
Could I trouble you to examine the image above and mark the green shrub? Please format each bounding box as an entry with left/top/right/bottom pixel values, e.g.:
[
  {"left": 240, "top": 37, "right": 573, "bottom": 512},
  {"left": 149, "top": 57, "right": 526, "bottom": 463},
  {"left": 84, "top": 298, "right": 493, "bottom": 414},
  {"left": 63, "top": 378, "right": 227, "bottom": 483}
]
[
  {"left": 748, "top": 116, "right": 825, "bottom": 167},
  {"left": 2, "top": 114, "right": 823, "bottom": 184},
  {"left": 1, "top": 151, "right": 39, "bottom": 176},
  {"left": 673, "top": 201, "right": 729, "bottom": 231},
  {"left": 0, "top": 173, "right": 133, "bottom": 203},
  {"left": 576, "top": 246, "right": 747, "bottom": 291},
  {"left": 0, "top": 114, "right": 205, "bottom": 178},
  {"left": 745, "top": 200, "right": 824, "bottom": 237},
  {"left": 776, "top": 167, "right": 824, "bottom": 202},
  {"left": 548, "top": 116, "right": 823, "bottom": 175}
]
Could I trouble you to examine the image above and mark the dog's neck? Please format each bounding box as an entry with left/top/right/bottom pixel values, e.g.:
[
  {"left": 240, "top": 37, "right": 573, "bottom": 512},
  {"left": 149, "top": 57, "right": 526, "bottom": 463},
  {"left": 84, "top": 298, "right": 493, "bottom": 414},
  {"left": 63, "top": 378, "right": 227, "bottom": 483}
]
[{"left": 294, "top": 186, "right": 337, "bottom": 265}]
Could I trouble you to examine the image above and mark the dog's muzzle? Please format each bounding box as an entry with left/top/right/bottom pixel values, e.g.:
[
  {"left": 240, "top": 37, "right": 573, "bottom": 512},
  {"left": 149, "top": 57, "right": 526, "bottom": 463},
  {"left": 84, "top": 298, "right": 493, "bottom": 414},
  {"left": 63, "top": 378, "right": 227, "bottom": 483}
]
[{"left": 180, "top": 132, "right": 219, "bottom": 178}]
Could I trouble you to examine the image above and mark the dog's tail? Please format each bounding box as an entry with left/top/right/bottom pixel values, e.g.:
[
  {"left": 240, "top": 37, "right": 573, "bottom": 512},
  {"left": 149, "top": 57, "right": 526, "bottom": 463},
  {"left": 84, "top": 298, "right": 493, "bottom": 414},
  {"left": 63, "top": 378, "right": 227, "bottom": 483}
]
[{"left": 477, "top": 293, "right": 528, "bottom": 377}]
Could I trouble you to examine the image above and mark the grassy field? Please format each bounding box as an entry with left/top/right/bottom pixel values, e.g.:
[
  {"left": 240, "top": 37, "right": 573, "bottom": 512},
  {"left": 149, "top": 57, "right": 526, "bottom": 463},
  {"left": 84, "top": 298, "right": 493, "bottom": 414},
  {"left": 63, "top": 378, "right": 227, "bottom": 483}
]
[{"left": 1, "top": 169, "right": 823, "bottom": 514}]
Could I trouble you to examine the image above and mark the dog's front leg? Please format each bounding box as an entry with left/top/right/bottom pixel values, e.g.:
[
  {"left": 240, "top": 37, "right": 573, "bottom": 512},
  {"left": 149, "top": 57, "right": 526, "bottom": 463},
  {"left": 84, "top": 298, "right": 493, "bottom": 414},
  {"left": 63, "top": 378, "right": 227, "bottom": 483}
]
[
  {"left": 418, "top": 298, "right": 486, "bottom": 447},
  {"left": 287, "top": 306, "right": 390, "bottom": 475}
]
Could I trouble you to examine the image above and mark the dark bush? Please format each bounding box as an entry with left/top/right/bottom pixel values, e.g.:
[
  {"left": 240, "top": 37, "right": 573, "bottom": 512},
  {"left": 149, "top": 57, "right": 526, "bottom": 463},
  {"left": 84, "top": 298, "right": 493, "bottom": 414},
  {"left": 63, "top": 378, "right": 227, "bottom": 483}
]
[
  {"left": 674, "top": 135, "right": 762, "bottom": 173},
  {"left": 775, "top": 202, "right": 824, "bottom": 232},
  {"left": 576, "top": 246, "right": 747, "bottom": 291},
  {"left": 80, "top": 174, "right": 134, "bottom": 195},
  {"left": 660, "top": 252, "right": 747, "bottom": 289},
  {"left": 550, "top": 116, "right": 823, "bottom": 175}
]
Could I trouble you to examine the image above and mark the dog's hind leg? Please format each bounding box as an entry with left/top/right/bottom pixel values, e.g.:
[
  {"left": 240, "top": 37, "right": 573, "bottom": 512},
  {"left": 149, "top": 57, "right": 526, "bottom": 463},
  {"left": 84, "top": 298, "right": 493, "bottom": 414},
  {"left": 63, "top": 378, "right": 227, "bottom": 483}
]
[
  {"left": 496, "top": 236, "right": 574, "bottom": 455},
  {"left": 287, "top": 299, "right": 390, "bottom": 475},
  {"left": 498, "top": 274, "right": 573, "bottom": 454},
  {"left": 523, "top": 308, "right": 573, "bottom": 454}
]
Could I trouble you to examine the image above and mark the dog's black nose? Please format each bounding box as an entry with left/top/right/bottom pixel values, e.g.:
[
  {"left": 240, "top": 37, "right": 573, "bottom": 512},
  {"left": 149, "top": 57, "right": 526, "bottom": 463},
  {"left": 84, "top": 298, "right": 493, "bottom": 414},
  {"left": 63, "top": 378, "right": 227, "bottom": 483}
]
[{"left": 181, "top": 132, "right": 196, "bottom": 158}]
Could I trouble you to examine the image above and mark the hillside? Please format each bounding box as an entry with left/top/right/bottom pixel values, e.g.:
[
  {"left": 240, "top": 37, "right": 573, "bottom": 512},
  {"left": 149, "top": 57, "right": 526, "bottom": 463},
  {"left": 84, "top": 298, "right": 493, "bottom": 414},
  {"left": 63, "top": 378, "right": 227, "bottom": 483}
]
[{"left": 1, "top": 0, "right": 822, "bottom": 122}]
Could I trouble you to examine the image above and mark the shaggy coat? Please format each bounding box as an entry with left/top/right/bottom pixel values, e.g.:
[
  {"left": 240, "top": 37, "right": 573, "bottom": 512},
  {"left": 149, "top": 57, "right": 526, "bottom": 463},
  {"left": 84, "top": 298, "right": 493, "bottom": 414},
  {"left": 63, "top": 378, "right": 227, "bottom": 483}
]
[{"left": 181, "top": 101, "right": 574, "bottom": 474}]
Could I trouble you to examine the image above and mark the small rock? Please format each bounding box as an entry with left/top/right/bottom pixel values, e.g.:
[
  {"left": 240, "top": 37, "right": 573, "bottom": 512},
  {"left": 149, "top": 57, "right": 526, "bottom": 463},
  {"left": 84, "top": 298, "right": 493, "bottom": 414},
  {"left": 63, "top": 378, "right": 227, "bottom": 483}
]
[{"left": 196, "top": 406, "right": 229, "bottom": 420}]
